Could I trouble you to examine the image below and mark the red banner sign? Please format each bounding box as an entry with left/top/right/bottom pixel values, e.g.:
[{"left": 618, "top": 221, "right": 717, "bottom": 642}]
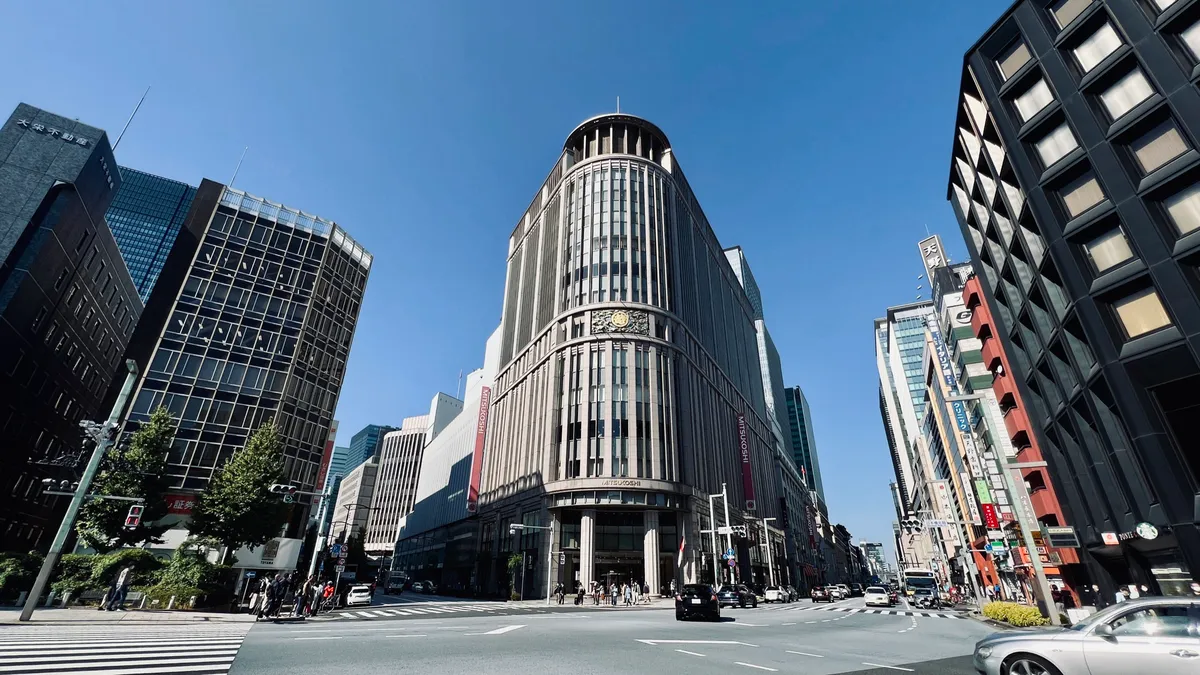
[
  {"left": 315, "top": 422, "right": 338, "bottom": 492},
  {"left": 980, "top": 502, "right": 1000, "bottom": 530},
  {"left": 466, "top": 386, "right": 491, "bottom": 513},
  {"left": 738, "top": 414, "right": 756, "bottom": 511},
  {"left": 165, "top": 493, "right": 196, "bottom": 515}
]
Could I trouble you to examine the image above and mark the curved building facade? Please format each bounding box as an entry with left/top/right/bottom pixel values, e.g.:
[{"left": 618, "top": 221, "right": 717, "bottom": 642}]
[{"left": 477, "top": 114, "right": 782, "bottom": 597}]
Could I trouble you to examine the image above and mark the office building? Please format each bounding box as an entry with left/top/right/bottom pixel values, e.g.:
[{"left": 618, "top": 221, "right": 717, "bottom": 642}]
[
  {"left": 783, "top": 386, "right": 825, "bottom": 501},
  {"left": 104, "top": 167, "right": 196, "bottom": 301},
  {"left": 124, "top": 182, "right": 371, "bottom": 539},
  {"left": 0, "top": 104, "right": 143, "bottom": 551},
  {"left": 860, "top": 541, "right": 887, "bottom": 579},
  {"left": 330, "top": 457, "right": 378, "bottom": 545},
  {"left": 347, "top": 423, "right": 398, "bottom": 470},
  {"left": 947, "top": 0, "right": 1200, "bottom": 596},
  {"left": 474, "top": 113, "right": 783, "bottom": 599},
  {"left": 364, "top": 394, "right": 461, "bottom": 556}
]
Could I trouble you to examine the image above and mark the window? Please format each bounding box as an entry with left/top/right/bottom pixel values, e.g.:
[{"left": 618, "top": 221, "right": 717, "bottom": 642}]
[
  {"left": 30, "top": 307, "right": 47, "bottom": 332},
  {"left": 52, "top": 269, "right": 68, "bottom": 291},
  {"left": 1015, "top": 79, "right": 1054, "bottom": 122},
  {"left": 1109, "top": 605, "right": 1192, "bottom": 637},
  {"left": 1165, "top": 183, "right": 1200, "bottom": 235},
  {"left": 1132, "top": 121, "right": 1188, "bottom": 174},
  {"left": 1052, "top": 0, "right": 1093, "bottom": 28},
  {"left": 1152, "top": 0, "right": 1179, "bottom": 10},
  {"left": 1062, "top": 172, "right": 1106, "bottom": 217},
  {"left": 997, "top": 41, "right": 1032, "bottom": 80},
  {"left": 1084, "top": 228, "right": 1134, "bottom": 272},
  {"left": 1183, "top": 20, "right": 1200, "bottom": 61},
  {"left": 1036, "top": 124, "right": 1079, "bottom": 167},
  {"left": 1114, "top": 287, "right": 1172, "bottom": 338},
  {"left": 1100, "top": 69, "right": 1154, "bottom": 120},
  {"left": 1074, "top": 23, "right": 1122, "bottom": 73}
]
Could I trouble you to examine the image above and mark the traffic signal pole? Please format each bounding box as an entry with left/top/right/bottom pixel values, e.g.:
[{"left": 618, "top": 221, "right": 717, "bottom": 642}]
[
  {"left": 20, "top": 360, "right": 139, "bottom": 622},
  {"left": 306, "top": 483, "right": 333, "bottom": 580}
]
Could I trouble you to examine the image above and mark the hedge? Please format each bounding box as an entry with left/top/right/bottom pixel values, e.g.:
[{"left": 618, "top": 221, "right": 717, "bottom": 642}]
[{"left": 982, "top": 601, "right": 1050, "bottom": 627}]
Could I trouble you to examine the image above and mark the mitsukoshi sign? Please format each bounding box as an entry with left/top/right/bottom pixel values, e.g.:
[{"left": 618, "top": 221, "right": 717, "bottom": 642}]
[{"left": 738, "top": 414, "right": 756, "bottom": 511}]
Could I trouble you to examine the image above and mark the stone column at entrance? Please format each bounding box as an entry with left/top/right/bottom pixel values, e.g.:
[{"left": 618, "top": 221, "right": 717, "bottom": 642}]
[
  {"left": 681, "top": 513, "right": 696, "bottom": 585},
  {"left": 643, "top": 510, "right": 660, "bottom": 596},
  {"left": 580, "top": 509, "right": 596, "bottom": 591}
]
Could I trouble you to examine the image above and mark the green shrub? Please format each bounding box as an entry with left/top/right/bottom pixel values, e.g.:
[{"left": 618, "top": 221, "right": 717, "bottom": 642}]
[
  {"left": 982, "top": 601, "right": 1050, "bottom": 627},
  {"left": 50, "top": 554, "right": 100, "bottom": 596},
  {"left": 0, "top": 551, "right": 44, "bottom": 601},
  {"left": 138, "top": 583, "right": 204, "bottom": 608},
  {"left": 90, "top": 548, "right": 163, "bottom": 589}
]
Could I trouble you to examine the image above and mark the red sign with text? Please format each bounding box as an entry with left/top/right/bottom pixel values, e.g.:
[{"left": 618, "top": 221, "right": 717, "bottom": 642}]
[
  {"left": 165, "top": 494, "right": 196, "bottom": 515},
  {"left": 466, "top": 386, "right": 491, "bottom": 513},
  {"left": 980, "top": 502, "right": 1000, "bottom": 530},
  {"left": 737, "top": 414, "right": 756, "bottom": 511}
]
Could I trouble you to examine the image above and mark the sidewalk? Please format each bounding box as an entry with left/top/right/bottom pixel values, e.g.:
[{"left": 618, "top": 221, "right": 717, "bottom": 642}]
[
  {"left": 503, "top": 597, "right": 671, "bottom": 610},
  {"left": 0, "top": 606, "right": 257, "bottom": 625}
]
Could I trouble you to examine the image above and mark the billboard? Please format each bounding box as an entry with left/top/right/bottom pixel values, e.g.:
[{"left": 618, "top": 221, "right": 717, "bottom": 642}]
[
  {"left": 737, "top": 414, "right": 756, "bottom": 511},
  {"left": 465, "top": 386, "right": 492, "bottom": 513},
  {"left": 315, "top": 420, "right": 339, "bottom": 492}
]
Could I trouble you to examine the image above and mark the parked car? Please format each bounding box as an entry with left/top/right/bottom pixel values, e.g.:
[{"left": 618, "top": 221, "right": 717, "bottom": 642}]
[
  {"left": 810, "top": 586, "right": 833, "bottom": 603},
  {"left": 864, "top": 586, "right": 890, "bottom": 607},
  {"left": 716, "top": 584, "right": 758, "bottom": 608},
  {"left": 345, "top": 584, "right": 373, "bottom": 607},
  {"left": 675, "top": 583, "right": 721, "bottom": 622},
  {"left": 850, "top": 583, "right": 864, "bottom": 597},
  {"left": 973, "top": 596, "right": 1200, "bottom": 675},
  {"left": 410, "top": 581, "right": 427, "bottom": 593},
  {"left": 763, "top": 586, "right": 791, "bottom": 603}
]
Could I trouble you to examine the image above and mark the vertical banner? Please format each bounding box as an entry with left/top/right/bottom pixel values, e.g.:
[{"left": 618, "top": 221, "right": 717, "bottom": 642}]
[
  {"left": 465, "top": 386, "right": 492, "bottom": 513},
  {"left": 737, "top": 414, "right": 756, "bottom": 511},
  {"left": 315, "top": 421, "right": 338, "bottom": 492},
  {"left": 980, "top": 503, "right": 1000, "bottom": 530}
]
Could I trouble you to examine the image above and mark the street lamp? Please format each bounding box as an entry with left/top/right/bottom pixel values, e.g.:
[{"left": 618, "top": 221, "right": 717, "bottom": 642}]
[
  {"left": 757, "top": 517, "right": 777, "bottom": 586},
  {"left": 509, "top": 522, "right": 555, "bottom": 606},
  {"left": 947, "top": 393, "right": 1060, "bottom": 626}
]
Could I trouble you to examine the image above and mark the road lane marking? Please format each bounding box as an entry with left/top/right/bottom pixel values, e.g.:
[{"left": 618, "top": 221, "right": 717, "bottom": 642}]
[
  {"left": 386, "top": 635, "right": 428, "bottom": 638},
  {"left": 781, "top": 622, "right": 796, "bottom": 626},
  {"left": 675, "top": 649, "right": 706, "bottom": 657},
  {"left": 637, "top": 640, "right": 758, "bottom": 647},
  {"left": 786, "top": 651, "right": 824, "bottom": 658},
  {"left": 820, "top": 619, "right": 831, "bottom": 622},
  {"left": 295, "top": 636, "right": 343, "bottom": 640},
  {"left": 805, "top": 621, "right": 817, "bottom": 624},
  {"left": 464, "top": 624, "right": 526, "bottom": 635},
  {"left": 862, "top": 663, "right": 914, "bottom": 672},
  {"left": 730, "top": 622, "right": 766, "bottom": 627},
  {"left": 734, "top": 662, "right": 777, "bottom": 671}
]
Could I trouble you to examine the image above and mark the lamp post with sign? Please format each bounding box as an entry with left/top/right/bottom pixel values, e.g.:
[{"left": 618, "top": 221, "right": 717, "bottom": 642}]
[
  {"left": 947, "top": 393, "right": 1060, "bottom": 626},
  {"left": 509, "top": 522, "right": 554, "bottom": 606}
]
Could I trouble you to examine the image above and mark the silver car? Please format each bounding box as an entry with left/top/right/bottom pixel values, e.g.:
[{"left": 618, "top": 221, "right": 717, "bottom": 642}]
[{"left": 973, "top": 596, "right": 1200, "bottom": 675}]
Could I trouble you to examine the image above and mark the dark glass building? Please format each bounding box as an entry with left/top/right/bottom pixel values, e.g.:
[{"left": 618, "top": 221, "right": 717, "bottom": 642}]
[
  {"left": 947, "top": 0, "right": 1200, "bottom": 597},
  {"left": 0, "top": 104, "right": 143, "bottom": 551},
  {"left": 105, "top": 167, "right": 196, "bottom": 301},
  {"left": 347, "top": 423, "right": 398, "bottom": 470},
  {"left": 123, "top": 182, "right": 372, "bottom": 536},
  {"left": 783, "top": 385, "right": 825, "bottom": 502}
]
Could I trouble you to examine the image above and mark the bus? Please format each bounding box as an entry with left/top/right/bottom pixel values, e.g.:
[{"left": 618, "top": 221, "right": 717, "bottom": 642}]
[{"left": 901, "top": 569, "right": 937, "bottom": 597}]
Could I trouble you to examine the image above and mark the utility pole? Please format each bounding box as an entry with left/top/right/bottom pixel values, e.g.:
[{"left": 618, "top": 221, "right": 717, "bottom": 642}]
[
  {"left": 760, "top": 517, "right": 777, "bottom": 586},
  {"left": 21, "top": 360, "right": 139, "bottom": 622},
  {"left": 706, "top": 493, "right": 720, "bottom": 587},
  {"left": 721, "top": 483, "right": 733, "bottom": 584},
  {"left": 306, "top": 483, "right": 334, "bottom": 580}
]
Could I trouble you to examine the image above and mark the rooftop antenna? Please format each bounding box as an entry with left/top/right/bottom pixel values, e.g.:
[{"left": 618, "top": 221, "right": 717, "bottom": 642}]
[
  {"left": 229, "top": 146, "right": 249, "bottom": 187},
  {"left": 616, "top": 95, "right": 620, "bottom": 113},
  {"left": 456, "top": 369, "right": 463, "bottom": 400},
  {"left": 924, "top": 223, "right": 931, "bottom": 236},
  {"left": 112, "top": 86, "right": 150, "bottom": 151}
]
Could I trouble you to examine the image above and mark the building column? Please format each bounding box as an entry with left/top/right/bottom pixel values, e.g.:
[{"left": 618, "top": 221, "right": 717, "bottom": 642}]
[
  {"left": 643, "top": 510, "right": 660, "bottom": 596},
  {"left": 681, "top": 512, "right": 697, "bottom": 585},
  {"left": 549, "top": 510, "right": 562, "bottom": 593},
  {"left": 580, "top": 509, "right": 596, "bottom": 591}
]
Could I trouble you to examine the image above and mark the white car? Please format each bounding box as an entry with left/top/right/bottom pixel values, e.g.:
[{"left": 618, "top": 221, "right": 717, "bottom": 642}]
[
  {"left": 763, "top": 586, "right": 790, "bottom": 603},
  {"left": 864, "top": 586, "right": 890, "bottom": 607},
  {"left": 828, "top": 585, "right": 845, "bottom": 600},
  {"left": 345, "top": 584, "right": 373, "bottom": 607}
]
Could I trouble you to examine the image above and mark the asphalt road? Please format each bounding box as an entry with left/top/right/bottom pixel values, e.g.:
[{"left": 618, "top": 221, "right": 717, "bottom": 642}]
[{"left": 230, "top": 594, "right": 998, "bottom": 675}]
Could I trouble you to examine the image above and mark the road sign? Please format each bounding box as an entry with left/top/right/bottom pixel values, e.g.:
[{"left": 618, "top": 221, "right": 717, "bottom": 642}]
[
  {"left": 245, "top": 571, "right": 256, "bottom": 578},
  {"left": 924, "top": 519, "right": 948, "bottom": 529},
  {"left": 335, "top": 564, "right": 345, "bottom": 574},
  {"left": 727, "top": 559, "right": 736, "bottom": 567},
  {"left": 1044, "top": 526, "right": 1080, "bottom": 548},
  {"left": 717, "top": 526, "right": 733, "bottom": 535},
  {"left": 329, "top": 544, "right": 343, "bottom": 556},
  {"left": 722, "top": 548, "right": 735, "bottom": 560}
]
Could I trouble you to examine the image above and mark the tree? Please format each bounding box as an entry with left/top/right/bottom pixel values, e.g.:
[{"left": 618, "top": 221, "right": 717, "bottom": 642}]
[
  {"left": 75, "top": 407, "right": 176, "bottom": 552},
  {"left": 189, "top": 421, "right": 289, "bottom": 563}
]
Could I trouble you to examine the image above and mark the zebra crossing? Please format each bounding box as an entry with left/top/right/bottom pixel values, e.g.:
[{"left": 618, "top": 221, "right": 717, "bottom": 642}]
[
  {"left": 758, "top": 603, "right": 966, "bottom": 620},
  {"left": 324, "top": 599, "right": 547, "bottom": 621},
  {"left": 0, "top": 621, "right": 253, "bottom": 674}
]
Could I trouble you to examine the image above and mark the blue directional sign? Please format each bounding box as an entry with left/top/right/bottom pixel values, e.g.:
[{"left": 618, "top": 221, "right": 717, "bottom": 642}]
[{"left": 723, "top": 548, "right": 735, "bottom": 560}]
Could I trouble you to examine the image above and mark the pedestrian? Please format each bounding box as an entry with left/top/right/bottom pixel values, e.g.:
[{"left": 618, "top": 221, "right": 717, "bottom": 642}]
[
  {"left": 610, "top": 582, "right": 618, "bottom": 606},
  {"left": 624, "top": 583, "right": 632, "bottom": 606},
  {"left": 985, "top": 585, "right": 996, "bottom": 602},
  {"left": 594, "top": 582, "right": 601, "bottom": 606},
  {"left": 105, "top": 567, "right": 132, "bottom": 611},
  {"left": 322, "top": 581, "right": 336, "bottom": 612},
  {"left": 643, "top": 582, "right": 651, "bottom": 604},
  {"left": 554, "top": 582, "right": 564, "bottom": 605},
  {"left": 576, "top": 583, "right": 585, "bottom": 606},
  {"left": 294, "top": 576, "right": 311, "bottom": 617}
]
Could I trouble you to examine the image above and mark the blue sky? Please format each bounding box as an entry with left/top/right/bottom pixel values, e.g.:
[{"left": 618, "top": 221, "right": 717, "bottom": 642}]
[{"left": 2, "top": 1, "right": 1012, "bottom": 558}]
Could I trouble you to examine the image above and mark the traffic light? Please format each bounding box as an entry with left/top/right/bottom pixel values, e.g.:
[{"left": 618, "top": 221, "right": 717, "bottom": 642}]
[
  {"left": 269, "top": 484, "right": 299, "bottom": 503},
  {"left": 124, "top": 504, "right": 144, "bottom": 530},
  {"left": 731, "top": 524, "right": 748, "bottom": 538},
  {"left": 900, "top": 518, "right": 924, "bottom": 533}
]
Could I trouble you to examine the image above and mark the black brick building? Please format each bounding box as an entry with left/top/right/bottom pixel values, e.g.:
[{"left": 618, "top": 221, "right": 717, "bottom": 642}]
[{"left": 0, "top": 104, "right": 142, "bottom": 551}]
